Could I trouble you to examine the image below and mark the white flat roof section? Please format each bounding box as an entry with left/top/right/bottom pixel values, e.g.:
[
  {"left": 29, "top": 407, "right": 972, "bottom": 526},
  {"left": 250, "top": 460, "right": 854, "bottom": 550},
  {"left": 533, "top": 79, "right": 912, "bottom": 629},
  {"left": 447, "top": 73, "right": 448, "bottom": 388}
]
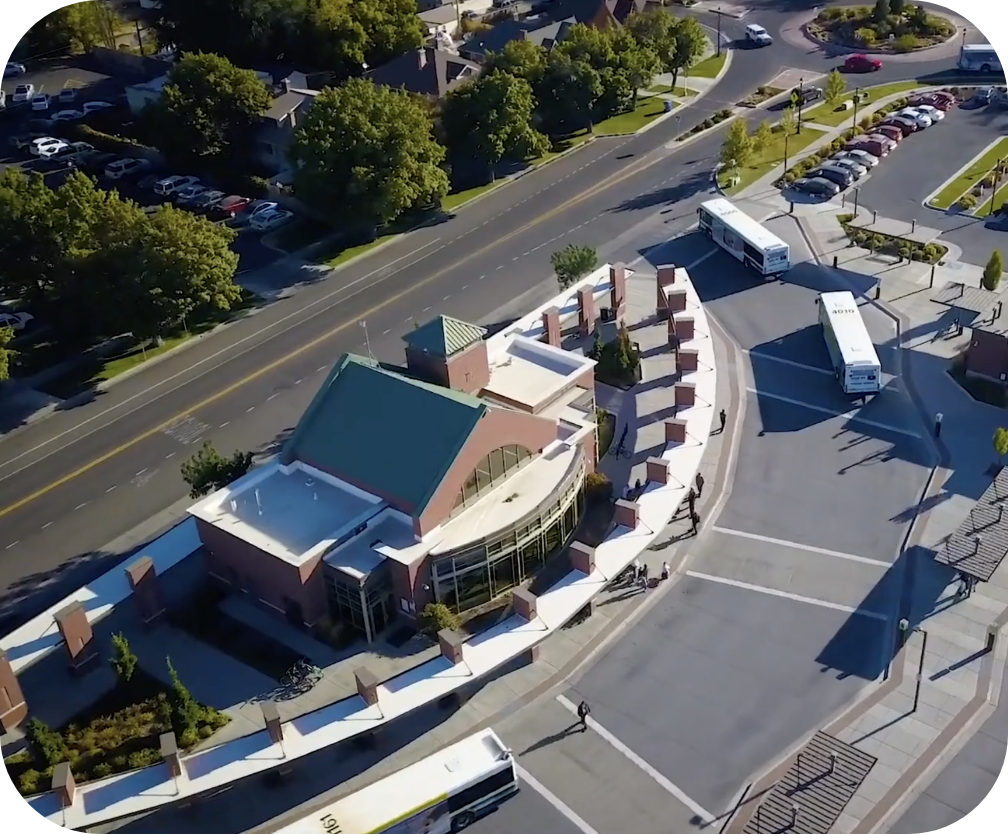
[
  {"left": 700, "top": 198, "right": 789, "bottom": 252},
  {"left": 323, "top": 508, "right": 422, "bottom": 579},
  {"left": 484, "top": 335, "right": 594, "bottom": 411},
  {"left": 819, "top": 291, "right": 881, "bottom": 368},
  {"left": 188, "top": 460, "right": 383, "bottom": 566}
]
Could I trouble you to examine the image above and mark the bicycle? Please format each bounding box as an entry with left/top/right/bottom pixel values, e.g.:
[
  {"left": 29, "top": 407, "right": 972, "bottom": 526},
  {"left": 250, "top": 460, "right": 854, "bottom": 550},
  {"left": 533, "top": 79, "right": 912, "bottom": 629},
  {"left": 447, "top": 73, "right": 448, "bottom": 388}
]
[{"left": 294, "top": 658, "right": 324, "bottom": 685}]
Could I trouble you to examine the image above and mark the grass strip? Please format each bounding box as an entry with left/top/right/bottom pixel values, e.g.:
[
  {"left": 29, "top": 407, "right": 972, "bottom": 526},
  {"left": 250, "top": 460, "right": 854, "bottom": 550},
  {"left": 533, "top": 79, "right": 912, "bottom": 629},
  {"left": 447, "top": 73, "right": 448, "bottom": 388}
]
[
  {"left": 930, "top": 137, "right": 1008, "bottom": 209},
  {"left": 689, "top": 52, "right": 727, "bottom": 79},
  {"left": 594, "top": 95, "right": 671, "bottom": 135},
  {"left": 803, "top": 80, "right": 922, "bottom": 127},
  {"left": 719, "top": 128, "right": 819, "bottom": 194}
]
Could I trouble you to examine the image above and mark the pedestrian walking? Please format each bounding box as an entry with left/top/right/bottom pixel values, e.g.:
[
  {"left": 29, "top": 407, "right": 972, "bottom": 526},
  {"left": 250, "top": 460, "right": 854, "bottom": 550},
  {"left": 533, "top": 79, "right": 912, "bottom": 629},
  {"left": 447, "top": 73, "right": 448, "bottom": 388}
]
[
  {"left": 687, "top": 487, "right": 696, "bottom": 513},
  {"left": 577, "top": 700, "right": 590, "bottom": 730},
  {"left": 934, "top": 412, "right": 943, "bottom": 439},
  {"left": 661, "top": 561, "right": 670, "bottom": 581},
  {"left": 691, "top": 510, "right": 700, "bottom": 535},
  {"left": 695, "top": 471, "right": 705, "bottom": 497},
  {"left": 719, "top": 408, "right": 726, "bottom": 434},
  {"left": 642, "top": 563, "right": 650, "bottom": 587}
]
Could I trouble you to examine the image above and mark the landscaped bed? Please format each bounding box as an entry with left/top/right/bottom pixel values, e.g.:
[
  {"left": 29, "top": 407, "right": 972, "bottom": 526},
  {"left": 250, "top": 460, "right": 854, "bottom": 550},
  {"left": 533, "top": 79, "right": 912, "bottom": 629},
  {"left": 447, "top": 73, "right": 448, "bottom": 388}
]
[
  {"left": 3, "top": 668, "right": 229, "bottom": 797},
  {"left": 596, "top": 407, "right": 616, "bottom": 457},
  {"left": 677, "top": 108, "right": 734, "bottom": 142},
  {"left": 928, "top": 136, "right": 1008, "bottom": 211},
  {"left": 720, "top": 126, "right": 819, "bottom": 194},
  {"left": 806, "top": 3, "right": 955, "bottom": 53},
  {"left": 737, "top": 86, "right": 783, "bottom": 108},
  {"left": 836, "top": 213, "right": 947, "bottom": 264},
  {"left": 802, "top": 80, "right": 924, "bottom": 127},
  {"left": 588, "top": 324, "right": 641, "bottom": 389}
]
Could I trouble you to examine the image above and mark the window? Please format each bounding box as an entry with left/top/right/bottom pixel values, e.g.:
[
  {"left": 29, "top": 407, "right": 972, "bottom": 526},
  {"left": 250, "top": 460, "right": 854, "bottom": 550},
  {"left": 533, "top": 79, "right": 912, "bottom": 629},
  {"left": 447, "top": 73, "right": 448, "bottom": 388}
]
[
  {"left": 490, "top": 552, "right": 518, "bottom": 598},
  {"left": 455, "top": 564, "right": 491, "bottom": 610},
  {"left": 451, "top": 445, "right": 534, "bottom": 512},
  {"left": 448, "top": 768, "right": 517, "bottom": 813}
]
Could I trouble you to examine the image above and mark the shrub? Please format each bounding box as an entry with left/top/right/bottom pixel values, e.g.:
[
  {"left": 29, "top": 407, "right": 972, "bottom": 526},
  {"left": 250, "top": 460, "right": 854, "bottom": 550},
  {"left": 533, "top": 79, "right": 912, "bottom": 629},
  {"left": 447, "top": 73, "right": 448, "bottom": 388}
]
[
  {"left": 783, "top": 172, "right": 796, "bottom": 183},
  {"left": 959, "top": 193, "right": 977, "bottom": 209},
  {"left": 871, "top": 234, "right": 887, "bottom": 250},
  {"left": 26, "top": 718, "right": 67, "bottom": 767},
  {"left": 855, "top": 27, "right": 876, "bottom": 44},
  {"left": 893, "top": 34, "right": 922, "bottom": 52},
  {"left": 110, "top": 754, "right": 129, "bottom": 769},
  {"left": 198, "top": 724, "right": 214, "bottom": 739},
  {"left": 585, "top": 470, "right": 613, "bottom": 502},
  {"left": 91, "top": 762, "right": 114, "bottom": 778},
  {"left": 717, "top": 109, "right": 733, "bottom": 120},
  {"left": 806, "top": 155, "right": 820, "bottom": 166},
  {"left": 179, "top": 727, "right": 200, "bottom": 749},
  {"left": 71, "top": 124, "right": 154, "bottom": 157},
  {"left": 419, "top": 602, "right": 462, "bottom": 635},
  {"left": 19, "top": 769, "right": 42, "bottom": 796},
  {"left": 852, "top": 230, "right": 868, "bottom": 246},
  {"left": 894, "top": 97, "right": 909, "bottom": 108},
  {"left": 870, "top": 112, "right": 883, "bottom": 124},
  {"left": 127, "top": 748, "right": 162, "bottom": 770}
]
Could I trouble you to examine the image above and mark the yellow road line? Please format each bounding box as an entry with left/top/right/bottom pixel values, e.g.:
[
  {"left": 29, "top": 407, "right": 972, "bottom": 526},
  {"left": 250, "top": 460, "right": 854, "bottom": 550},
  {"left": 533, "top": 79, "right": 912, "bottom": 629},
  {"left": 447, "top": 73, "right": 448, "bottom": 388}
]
[{"left": 0, "top": 136, "right": 686, "bottom": 521}]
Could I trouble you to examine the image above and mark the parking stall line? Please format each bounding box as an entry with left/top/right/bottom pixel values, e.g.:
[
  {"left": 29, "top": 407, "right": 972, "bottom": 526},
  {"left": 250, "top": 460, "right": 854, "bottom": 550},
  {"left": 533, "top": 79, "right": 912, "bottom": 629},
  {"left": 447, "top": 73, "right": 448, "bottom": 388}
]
[
  {"left": 685, "top": 571, "right": 890, "bottom": 621},
  {"left": 514, "top": 764, "right": 602, "bottom": 834},
  {"left": 710, "top": 527, "right": 891, "bottom": 567},
  {"left": 744, "top": 388, "right": 921, "bottom": 438}
]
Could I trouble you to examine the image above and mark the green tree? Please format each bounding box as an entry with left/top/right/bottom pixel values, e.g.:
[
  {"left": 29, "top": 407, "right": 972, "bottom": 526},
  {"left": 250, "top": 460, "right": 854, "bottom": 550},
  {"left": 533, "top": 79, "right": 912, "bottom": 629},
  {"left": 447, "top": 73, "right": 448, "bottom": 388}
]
[
  {"left": 154, "top": 52, "right": 273, "bottom": 166},
  {"left": 609, "top": 27, "right": 661, "bottom": 107},
  {"left": 750, "top": 120, "right": 773, "bottom": 154},
  {"left": 720, "top": 119, "right": 752, "bottom": 168},
  {"left": 983, "top": 250, "right": 1004, "bottom": 291},
  {"left": 824, "top": 69, "right": 847, "bottom": 107},
  {"left": 890, "top": 0, "right": 906, "bottom": 13},
  {"left": 993, "top": 427, "right": 1008, "bottom": 464},
  {"left": 0, "top": 168, "right": 63, "bottom": 315},
  {"left": 671, "top": 16, "right": 708, "bottom": 88},
  {"left": 419, "top": 602, "right": 462, "bottom": 635},
  {"left": 441, "top": 71, "right": 550, "bottom": 182},
  {"left": 873, "top": 0, "right": 891, "bottom": 22},
  {"left": 537, "top": 52, "right": 601, "bottom": 135},
  {"left": 110, "top": 633, "right": 139, "bottom": 684},
  {"left": 0, "top": 327, "right": 13, "bottom": 382},
  {"left": 551, "top": 244, "right": 598, "bottom": 290},
  {"left": 627, "top": 7, "right": 679, "bottom": 74},
  {"left": 484, "top": 39, "right": 548, "bottom": 85},
  {"left": 352, "top": 0, "right": 426, "bottom": 68},
  {"left": 290, "top": 79, "right": 449, "bottom": 230},
  {"left": 166, "top": 657, "right": 202, "bottom": 738},
  {"left": 780, "top": 106, "right": 797, "bottom": 136},
  {"left": 64, "top": 0, "right": 120, "bottom": 51},
  {"left": 181, "top": 440, "right": 254, "bottom": 497}
]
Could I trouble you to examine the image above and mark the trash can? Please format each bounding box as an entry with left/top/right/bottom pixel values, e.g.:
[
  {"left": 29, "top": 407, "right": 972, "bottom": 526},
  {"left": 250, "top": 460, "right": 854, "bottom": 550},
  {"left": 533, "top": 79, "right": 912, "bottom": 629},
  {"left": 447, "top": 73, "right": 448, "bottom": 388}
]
[{"left": 664, "top": 99, "right": 673, "bottom": 113}]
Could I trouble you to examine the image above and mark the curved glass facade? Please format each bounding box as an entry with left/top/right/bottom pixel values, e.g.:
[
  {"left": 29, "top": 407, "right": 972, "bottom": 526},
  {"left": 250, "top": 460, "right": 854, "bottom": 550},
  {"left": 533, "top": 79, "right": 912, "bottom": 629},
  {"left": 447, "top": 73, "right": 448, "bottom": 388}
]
[
  {"left": 433, "top": 452, "right": 586, "bottom": 614},
  {"left": 452, "top": 445, "right": 533, "bottom": 513}
]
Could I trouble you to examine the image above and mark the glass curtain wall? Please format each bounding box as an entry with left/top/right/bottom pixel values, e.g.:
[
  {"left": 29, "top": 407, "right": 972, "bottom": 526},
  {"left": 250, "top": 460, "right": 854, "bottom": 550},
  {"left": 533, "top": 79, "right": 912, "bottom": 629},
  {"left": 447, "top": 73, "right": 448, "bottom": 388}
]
[
  {"left": 451, "top": 445, "right": 533, "bottom": 514},
  {"left": 432, "top": 460, "right": 586, "bottom": 614}
]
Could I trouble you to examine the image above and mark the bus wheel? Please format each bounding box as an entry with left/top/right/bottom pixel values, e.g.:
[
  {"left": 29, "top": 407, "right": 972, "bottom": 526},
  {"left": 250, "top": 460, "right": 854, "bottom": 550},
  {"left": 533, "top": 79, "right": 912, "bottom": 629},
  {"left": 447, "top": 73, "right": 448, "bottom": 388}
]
[{"left": 452, "top": 812, "right": 477, "bottom": 831}]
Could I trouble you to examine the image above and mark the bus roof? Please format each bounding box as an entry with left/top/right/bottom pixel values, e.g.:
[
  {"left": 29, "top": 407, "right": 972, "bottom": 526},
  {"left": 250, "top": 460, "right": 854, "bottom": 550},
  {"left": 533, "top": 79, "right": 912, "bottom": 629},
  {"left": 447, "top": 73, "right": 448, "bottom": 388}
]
[
  {"left": 700, "top": 198, "right": 788, "bottom": 251},
  {"left": 276, "top": 730, "right": 512, "bottom": 834},
  {"left": 961, "top": 42, "right": 996, "bottom": 52},
  {"left": 819, "top": 291, "right": 880, "bottom": 367}
]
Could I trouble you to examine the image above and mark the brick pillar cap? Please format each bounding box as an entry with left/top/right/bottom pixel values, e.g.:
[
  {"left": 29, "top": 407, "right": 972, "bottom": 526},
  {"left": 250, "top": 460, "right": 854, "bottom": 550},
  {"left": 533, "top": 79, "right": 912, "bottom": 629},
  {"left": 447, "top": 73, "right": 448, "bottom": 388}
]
[
  {"left": 676, "top": 380, "right": 697, "bottom": 389},
  {"left": 260, "top": 701, "right": 280, "bottom": 723},
  {"left": 667, "top": 416, "right": 688, "bottom": 427},
  {"left": 646, "top": 456, "right": 670, "bottom": 468},
  {"left": 55, "top": 601, "right": 85, "bottom": 624},
  {"left": 615, "top": 498, "right": 639, "bottom": 509},
  {"left": 160, "top": 732, "right": 178, "bottom": 757},
  {"left": 354, "top": 666, "right": 379, "bottom": 687}
]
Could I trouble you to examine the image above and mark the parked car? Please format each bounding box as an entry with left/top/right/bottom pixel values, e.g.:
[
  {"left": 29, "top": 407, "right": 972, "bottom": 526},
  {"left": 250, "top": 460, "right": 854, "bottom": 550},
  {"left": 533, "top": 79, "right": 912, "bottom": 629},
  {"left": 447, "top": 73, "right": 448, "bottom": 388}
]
[
  {"left": 897, "top": 107, "right": 932, "bottom": 128},
  {"left": 791, "top": 85, "right": 823, "bottom": 106},
  {"left": 191, "top": 189, "right": 227, "bottom": 211},
  {"left": 30, "top": 136, "right": 67, "bottom": 157},
  {"left": 883, "top": 115, "right": 918, "bottom": 135},
  {"left": 209, "top": 194, "right": 252, "bottom": 220},
  {"left": 30, "top": 94, "right": 50, "bottom": 111},
  {"left": 974, "top": 87, "right": 994, "bottom": 105},
  {"left": 174, "top": 184, "right": 210, "bottom": 205},
  {"left": 912, "top": 92, "right": 955, "bottom": 111},
  {"left": 830, "top": 157, "right": 868, "bottom": 179},
  {"left": 745, "top": 23, "right": 773, "bottom": 46},
  {"left": 250, "top": 208, "right": 294, "bottom": 231},
  {"left": 11, "top": 83, "right": 34, "bottom": 103},
  {"left": 848, "top": 137, "right": 893, "bottom": 158},
  {"left": 836, "top": 148, "right": 879, "bottom": 168},
  {"left": 79, "top": 150, "right": 118, "bottom": 173},
  {"left": 82, "top": 100, "right": 116, "bottom": 115},
  {"left": 871, "top": 124, "right": 903, "bottom": 144},
  {"left": 0, "top": 311, "right": 33, "bottom": 331},
  {"left": 57, "top": 88, "right": 78, "bottom": 104},
  {"left": 843, "top": 54, "right": 882, "bottom": 73},
  {"left": 104, "top": 157, "right": 152, "bottom": 179},
  {"left": 49, "top": 109, "right": 84, "bottom": 123},
  {"left": 65, "top": 140, "right": 95, "bottom": 157},
  {"left": 8, "top": 132, "right": 44, "bottom": 150},
  {"left": 811, "top": 164, "right": 854, "bottom": 188},
  {"left": 915, "top": 103, "right": 944, "bottom": 122},
  {"left": 35, "top": 154, "right": 79, "bottom": 173},
  {"left": 5, "top": 62, "right": 27, "bottom": 77},
  {"left": 790, "top": 177, "right": 840, "bottom": 198},
  {"left": 242, "top": 200, "right": 280, "bottom": 223},
  {"left": 153, "top": 174, "right": 199, "bottom": 196}
]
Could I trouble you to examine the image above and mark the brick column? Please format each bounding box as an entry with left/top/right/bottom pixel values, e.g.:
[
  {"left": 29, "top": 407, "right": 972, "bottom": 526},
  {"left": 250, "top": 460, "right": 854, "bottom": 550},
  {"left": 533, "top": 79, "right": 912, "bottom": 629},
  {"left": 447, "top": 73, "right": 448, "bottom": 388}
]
[
  {"left": 354, "top": 667, "right": 380, "bottom": 707},
  {"left": 610, "top": 264, "right": 627, "bottom": 320},
  {"left": 125, "top": 556, "right": 165, "bottom": 626},
  {"left": 665, "top": 418, "right": 687, "bottom": 444},
  {"left": 672, "top": 314, "right": 695, "bottom": 342},
  {"left": 675, "top": 381, "right": 696, "bottom": 408},
  {"left": 657, "top": 264, "right": 677, "bottom": 286},
  {"left": 577, "top": 287, "right": 597, "bottom": 337},
  {"left": 666, "top": 288, "right": 687, "bottom": 313},
  {"left": 677, "top": 348, "right": 699, "bottom": 374},
  {"left": 160, "top": 731, "right": 184, "bottom": 779},
  {"left": 541, "top": 307, "right": 561, "bottom": 347},
  {"left": 438, "top": 629, "right": 465, "bottom": 665},
  {"left": 570, "top": 541, "right": 595, "bottom": 575},
  {"left": 646, "top": 457, "right": 670, "bottom": 485},
  {"left": 614, "top": 499, "right": 640, "bottom": 529},
  {"left": 261, "top": 701, "right": 283, "bottom": 745},
  {"left": 55, "top": 602, "right": 97, "bottom": 672},
  {"left": 52, "top": 762, "right": 75, "bottom": 809},
  {"left": 0, "top": 650, "right": 27, "bottom": 732},
  {"left": 512, "top": 587, "right": 537, "bottom": 622}
]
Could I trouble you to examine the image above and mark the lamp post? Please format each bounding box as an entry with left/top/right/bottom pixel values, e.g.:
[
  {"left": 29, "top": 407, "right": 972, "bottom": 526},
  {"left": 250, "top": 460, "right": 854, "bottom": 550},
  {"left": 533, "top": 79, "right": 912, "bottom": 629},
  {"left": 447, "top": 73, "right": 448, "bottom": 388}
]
[
  {"left": 853, "top": 186, "right": 860, "bottom": 217},
  {"left": 717, "top": 7, "right": 722, "bottom": 58},
  {"left": 852, "top": 86, "right": 861, "bottom": 125},
  {"left": 783, "top": 130, "right": 790, "bottom": 174},
  {"left": 796, "top": 78, "right": 804, "bottom": 134},
  {"left": 898, "top": 618, "right": 928, "bottom": 713}
]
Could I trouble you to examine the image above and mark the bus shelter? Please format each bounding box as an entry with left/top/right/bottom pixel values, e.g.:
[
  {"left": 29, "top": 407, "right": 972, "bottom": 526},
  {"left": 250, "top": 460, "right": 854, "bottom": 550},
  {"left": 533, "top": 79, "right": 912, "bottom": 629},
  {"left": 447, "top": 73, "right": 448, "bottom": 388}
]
[{"left": 934, "top": 467, "right": 1008, "bottom": 587}]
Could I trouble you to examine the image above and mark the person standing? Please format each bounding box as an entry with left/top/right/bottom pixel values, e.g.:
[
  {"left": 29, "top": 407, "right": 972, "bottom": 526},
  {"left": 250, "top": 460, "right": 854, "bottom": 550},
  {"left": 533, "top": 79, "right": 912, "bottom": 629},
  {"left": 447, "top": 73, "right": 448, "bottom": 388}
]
[
  {"left": 695, "top": 471, "right": 705, "bottom": 497},
  {"left": 691, "top": 510, "right": 700, "bottom": 536},
  {"left": 719, "top": 408, "right": 726, "bottom": 434},
  {"left": 934, "top": 412, "right": 943, "bottom": 439},
  {"left": 661, "top": 561, "right": 670, "bottom": 581},
  {"left": 577, "top": 700, "right": 590, "bottom": 731}
]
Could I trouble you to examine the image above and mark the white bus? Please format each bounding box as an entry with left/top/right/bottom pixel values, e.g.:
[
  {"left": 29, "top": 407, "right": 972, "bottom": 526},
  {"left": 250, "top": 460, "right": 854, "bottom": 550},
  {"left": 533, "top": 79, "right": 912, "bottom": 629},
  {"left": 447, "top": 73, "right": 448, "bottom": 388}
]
[
  {"left": 817, "top": 291, "right": 881, "bottom": 397},
  {"left": 957, "top": 43, "right": 1002, "bottom": 73},
  {"left": 697, "top": 198, "right": 791, "bottom": 277},
  {"left": 278, "top": 729, "right": 518, "bottom": 834}
]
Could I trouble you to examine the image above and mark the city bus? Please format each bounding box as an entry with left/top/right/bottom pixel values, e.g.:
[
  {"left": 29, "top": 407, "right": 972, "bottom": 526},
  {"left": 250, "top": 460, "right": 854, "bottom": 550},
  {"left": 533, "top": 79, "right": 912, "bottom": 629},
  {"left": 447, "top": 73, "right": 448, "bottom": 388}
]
[
  {"left": 957, "top": 43, "right": 1002, "bottom": 73},
  {"left": 277, "top": 729, "right": 519, "bottom": 834},
  {"left": 817, "top": 291, "right": 881, "bottom": 398},
  {"left": 697, "top": 198, "right": 791, "bottom": 277}
]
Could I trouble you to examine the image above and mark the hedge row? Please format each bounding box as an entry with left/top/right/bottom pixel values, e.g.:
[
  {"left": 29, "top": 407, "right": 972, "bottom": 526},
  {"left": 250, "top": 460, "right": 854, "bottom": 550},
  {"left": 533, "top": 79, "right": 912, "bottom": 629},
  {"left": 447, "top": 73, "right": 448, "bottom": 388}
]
[
  {"left": 836, "top": 213, "right": 946, "bottom": 264},
  {"left": 676, "top": 109, "right": 733, "bottom": 142}
]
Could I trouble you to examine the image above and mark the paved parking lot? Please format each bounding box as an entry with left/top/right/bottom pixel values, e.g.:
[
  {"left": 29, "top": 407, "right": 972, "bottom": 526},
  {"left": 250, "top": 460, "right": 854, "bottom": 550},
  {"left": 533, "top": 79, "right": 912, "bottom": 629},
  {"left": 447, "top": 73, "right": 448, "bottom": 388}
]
[{"left": 853, "top": 102, "right": 1008, "bottom": 263}]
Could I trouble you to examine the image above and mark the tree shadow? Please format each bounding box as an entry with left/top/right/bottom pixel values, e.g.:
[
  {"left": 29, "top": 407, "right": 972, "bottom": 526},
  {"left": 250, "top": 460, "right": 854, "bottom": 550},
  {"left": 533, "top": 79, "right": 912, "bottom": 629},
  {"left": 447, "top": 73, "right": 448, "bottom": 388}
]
[{"left": 606, "top": 169, "right": 713, "bottom": 214}]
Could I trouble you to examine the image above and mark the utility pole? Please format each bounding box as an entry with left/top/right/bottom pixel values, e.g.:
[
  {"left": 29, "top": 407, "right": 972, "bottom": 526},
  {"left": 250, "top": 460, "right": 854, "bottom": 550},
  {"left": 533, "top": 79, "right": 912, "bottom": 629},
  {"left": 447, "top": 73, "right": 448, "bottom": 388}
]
[{"left": 716, "top": 7, "right": 722, "bottom": 58}]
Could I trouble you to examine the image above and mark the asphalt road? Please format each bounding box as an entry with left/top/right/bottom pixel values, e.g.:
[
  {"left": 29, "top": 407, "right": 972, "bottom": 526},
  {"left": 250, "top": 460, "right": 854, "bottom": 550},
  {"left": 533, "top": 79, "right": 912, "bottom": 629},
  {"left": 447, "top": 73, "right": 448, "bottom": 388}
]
[{"left": 0, "top": 17, "right": 966, "bottom": 623}]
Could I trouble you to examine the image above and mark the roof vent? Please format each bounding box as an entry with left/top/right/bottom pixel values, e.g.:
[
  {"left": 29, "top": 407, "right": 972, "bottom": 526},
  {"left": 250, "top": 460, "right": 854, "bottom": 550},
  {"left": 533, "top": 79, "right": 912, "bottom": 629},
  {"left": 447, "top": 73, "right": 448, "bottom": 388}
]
[{"left": 255, "top": 488, "right": 263, "bottom": 516}]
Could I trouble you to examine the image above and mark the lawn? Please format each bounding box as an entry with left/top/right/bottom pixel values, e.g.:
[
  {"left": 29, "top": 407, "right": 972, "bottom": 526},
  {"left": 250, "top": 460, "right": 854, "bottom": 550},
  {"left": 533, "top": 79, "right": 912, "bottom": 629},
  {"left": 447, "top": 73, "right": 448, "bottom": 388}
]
[
  {"left": 719, "top": 128, "right": 820, "bottom": 194},
  {"left": 648, "top": 84, "right": 695, "bottom": 97},
  {"left": 594, "top": 95, "right": 671, "bottom": 135},
  {"left": 929, "top": 137, "right": 1008, "bottom": 209},
  {"left": 976, "top": 181, "right": 1008, "bottom": 217},
  {"left": 803, "top": 81, "right": 922, "bottom": 127},
  {"left": 689, "top": 52, "right": 727, "bottom": 79},
  {"left": 3, "top": 669, "right": 229, "bottom": 797}
]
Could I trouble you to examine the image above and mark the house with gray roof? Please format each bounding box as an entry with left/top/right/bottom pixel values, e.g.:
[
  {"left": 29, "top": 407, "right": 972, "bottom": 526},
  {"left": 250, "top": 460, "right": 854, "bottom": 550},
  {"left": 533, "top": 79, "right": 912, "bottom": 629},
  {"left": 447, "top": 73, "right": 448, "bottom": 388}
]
[{"left": 366, "top": 46, "right": 479, "bottom": 99}]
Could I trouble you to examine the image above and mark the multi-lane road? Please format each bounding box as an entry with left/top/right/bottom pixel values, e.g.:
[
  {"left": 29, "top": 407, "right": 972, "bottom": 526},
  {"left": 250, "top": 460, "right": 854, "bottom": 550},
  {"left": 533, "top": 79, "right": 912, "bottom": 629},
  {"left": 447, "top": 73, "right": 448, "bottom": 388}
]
[{"left": 0, "top": 4, "right": 974, "bottom": 627}]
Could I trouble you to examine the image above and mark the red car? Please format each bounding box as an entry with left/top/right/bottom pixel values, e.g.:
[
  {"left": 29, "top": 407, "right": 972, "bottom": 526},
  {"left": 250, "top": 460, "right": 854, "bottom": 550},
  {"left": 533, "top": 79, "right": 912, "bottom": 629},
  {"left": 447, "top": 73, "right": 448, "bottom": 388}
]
[
  {"left": 844, "top": 54, "right": 883, "bottom": 73},
  {"left": 872, "top": 124, "right": 904, "bottom": 143},
  {"left": 881, "top": 116, "right": 917, "bottom": 136},
  {"left": 209, "top": 195, "right": 252, "bottom": 221}
]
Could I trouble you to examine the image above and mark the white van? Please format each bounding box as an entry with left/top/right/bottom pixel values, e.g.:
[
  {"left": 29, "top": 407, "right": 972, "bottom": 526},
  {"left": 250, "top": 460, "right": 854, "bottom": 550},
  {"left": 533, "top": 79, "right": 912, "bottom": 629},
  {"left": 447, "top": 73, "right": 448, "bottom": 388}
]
[{"left": 745, "top": 24, "right": 773, "bottom": 46}]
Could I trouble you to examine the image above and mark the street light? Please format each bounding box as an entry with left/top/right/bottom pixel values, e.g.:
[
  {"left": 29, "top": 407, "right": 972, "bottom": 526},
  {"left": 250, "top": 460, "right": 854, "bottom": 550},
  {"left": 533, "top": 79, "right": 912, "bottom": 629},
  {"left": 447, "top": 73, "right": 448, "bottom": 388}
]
[
  {"left": 717, "top": 7, "right": 722, "bottom": 58},
  {"left": 783, "top": 130, "right": 789, "bottom": 173},
  {"left": 898, "top": 618, "right": 928, "bottom": 713},
  {"left": 852, "top": 86, "right": 862, "bottom": 125},
  {"left": 796, "top": 78, "right": 804, "bottom": 134}
]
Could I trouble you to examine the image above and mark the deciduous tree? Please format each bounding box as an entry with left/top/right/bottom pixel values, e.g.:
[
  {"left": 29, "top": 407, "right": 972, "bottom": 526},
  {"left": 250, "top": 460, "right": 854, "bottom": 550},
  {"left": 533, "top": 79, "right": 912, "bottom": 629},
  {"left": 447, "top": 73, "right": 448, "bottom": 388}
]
[
  {"left": 536, "top": 52, "right": 601, "bottom": 136},
  {"left": 181, "top": 440, "right": 254, "bottom": 498},
  {"left": 483, "top": 39, "right": 548, "bottom": 85},
  {"left": 671, "top": 16, "right": 708, "bottom": 88},
  {"left": 441, "top": 71, "right": 550, "bottom": 182},
  {"left": 873, "top": 0, "right": 891, "bottom": 22},
  {"left": 824, "top": 69, "right": 847, "bottom": 106},
  {"left": 63, "top": 0, "right": 120, "bottom": 51},
  {"left": 154, "top": 52, "right": 273, "bottom": 166},
  {"left": 555, "top": 24, "right": 634, "bottom": 119},
  {"left": 890, "top": 0, "right": 906, "bottom": 14},
  {"left": 983, "top": 250, "right": 1004, "bottom": 291},
  {"left": 551, "top": 244, "right": 598, "bottom": 290},
  {"left": 0, "top": 327, "right": 13, "bottom": 382},
  {"left": 750, "top": 120, "right": 773, "bottom": 153},
  {"left": 110, "top": 633, "right": 138, "bottom": 683},
  {"left": 780, "top": 105, "right": 797, "bottom": 136},
  {"left": 721, "top": 119, "right": 752, "bottom": 168},
  {"left": 993, "top": 427, "right": 1008, "bottom": 464},
  {"left": 290, "top": 78, "right": 449, "bottom": 229},
  {"left": 627, "top": 7, "right": 679, "bottom": 74}
]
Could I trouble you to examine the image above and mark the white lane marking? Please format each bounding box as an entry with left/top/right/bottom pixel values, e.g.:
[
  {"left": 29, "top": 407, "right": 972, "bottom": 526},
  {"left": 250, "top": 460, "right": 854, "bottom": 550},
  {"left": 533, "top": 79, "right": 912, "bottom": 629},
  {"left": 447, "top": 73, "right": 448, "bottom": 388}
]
[
  {"left": 555, "top": 694, "right": 715, "bottom": 824},
  {"left": 42, "top": 522, "right": 53, "bottom": 529},
  {"left": 246, "top": 406, "right": 255, "bottom": 413},
  {"left": 74, "top": 503, "right": 87, "bottom": 511},
  {"left": 106, "top": 485, "right": 116, "bottom": 493},
  {"left": 165, "top": 453, "right": 175, "bottom": 459},
  {"left": 219, "top": 422, "right": 229, "bottom": 429},
  {"left": 684, "top": 571, "right": 889, "bottom": 621},
  {"left": 5, "top": 541, "right": 18, "bottom": 550},
  {"left": 745, "top": 388, "right": 921, "bottom": 438},
  {"left": 514, "top": 764, "right": 602, "bottom": 834},
  {"left": 744, "top": 350, "right": 832, "bottom": 376},
  {"left": 135, "top": 468, "right": 146, "bottom": 477},
  {"left": 267, "top": 393, "right": 279, "bottom": 401},
  {"left": 711, "top": 527, "right": 891, "bottom": 567},
  {"left": 0, "top": 238, "right": 445, "bottom": 481}
]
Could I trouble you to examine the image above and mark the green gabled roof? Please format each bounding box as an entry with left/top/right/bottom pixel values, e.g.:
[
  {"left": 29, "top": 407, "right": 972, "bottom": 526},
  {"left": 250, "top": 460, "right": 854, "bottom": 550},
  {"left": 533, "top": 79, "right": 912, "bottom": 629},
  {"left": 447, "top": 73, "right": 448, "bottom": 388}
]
[
  {"left": 403, "top": 315, "right": 487, "bottom": 358},
  {"left": 283, "top": 354, "right": 486, "bottom": 515}
]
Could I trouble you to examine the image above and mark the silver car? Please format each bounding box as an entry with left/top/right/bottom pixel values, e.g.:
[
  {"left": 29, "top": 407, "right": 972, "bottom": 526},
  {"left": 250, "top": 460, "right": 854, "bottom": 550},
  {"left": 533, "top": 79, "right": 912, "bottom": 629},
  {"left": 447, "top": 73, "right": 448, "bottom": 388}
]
[{"left": 831, "top": 156, "right": 868, "bottom": 179}]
